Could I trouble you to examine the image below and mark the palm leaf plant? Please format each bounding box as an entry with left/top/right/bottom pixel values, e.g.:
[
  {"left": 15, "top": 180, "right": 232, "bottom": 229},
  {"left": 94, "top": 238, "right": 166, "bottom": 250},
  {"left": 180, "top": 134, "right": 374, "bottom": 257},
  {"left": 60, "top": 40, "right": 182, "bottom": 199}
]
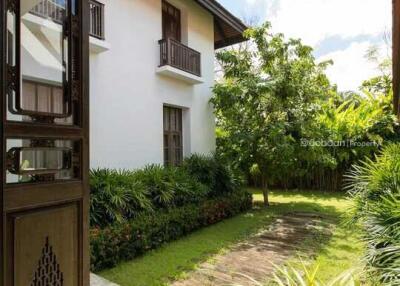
[{"left": 345, "top": 144, "right": 400, "bottom": 284}]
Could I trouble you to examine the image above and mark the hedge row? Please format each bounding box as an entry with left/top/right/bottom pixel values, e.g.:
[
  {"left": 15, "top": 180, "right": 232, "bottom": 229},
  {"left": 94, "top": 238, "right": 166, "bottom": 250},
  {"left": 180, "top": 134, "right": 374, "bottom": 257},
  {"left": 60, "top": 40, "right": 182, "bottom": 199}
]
[
  {"left": 90, "top": 191, "right": 252, "bottom": 271},
  {"left": 90, "top": 154, "right": 243, "bottom": 228}
]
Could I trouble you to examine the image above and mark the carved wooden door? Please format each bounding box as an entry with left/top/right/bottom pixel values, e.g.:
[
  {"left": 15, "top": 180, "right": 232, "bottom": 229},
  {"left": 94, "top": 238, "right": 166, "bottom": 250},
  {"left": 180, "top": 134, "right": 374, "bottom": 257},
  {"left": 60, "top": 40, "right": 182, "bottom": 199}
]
[{"left": 0, "top": 0, "right": 90, "bottom": 285}]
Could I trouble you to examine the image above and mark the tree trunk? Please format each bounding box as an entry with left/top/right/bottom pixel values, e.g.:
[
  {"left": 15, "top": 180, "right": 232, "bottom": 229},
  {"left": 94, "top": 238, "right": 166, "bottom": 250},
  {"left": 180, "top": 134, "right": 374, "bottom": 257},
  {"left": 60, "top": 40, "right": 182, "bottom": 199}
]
[{"left": 261, "top": 174, "right": 270, "bottom": 207}]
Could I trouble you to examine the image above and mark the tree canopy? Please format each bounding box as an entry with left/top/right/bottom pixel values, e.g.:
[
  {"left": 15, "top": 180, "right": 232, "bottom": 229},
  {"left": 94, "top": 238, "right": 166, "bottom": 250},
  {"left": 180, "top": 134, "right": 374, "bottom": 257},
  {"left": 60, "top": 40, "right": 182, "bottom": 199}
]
[{"left": 212, "top": 23, "right": 397, "bottom": 203}]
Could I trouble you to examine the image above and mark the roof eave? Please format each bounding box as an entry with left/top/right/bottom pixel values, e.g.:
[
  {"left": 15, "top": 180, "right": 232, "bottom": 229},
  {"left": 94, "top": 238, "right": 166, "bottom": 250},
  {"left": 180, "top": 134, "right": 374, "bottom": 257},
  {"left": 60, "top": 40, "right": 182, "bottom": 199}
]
[{"left": 193, "top": 0, "right": 248, "bottom": 49}]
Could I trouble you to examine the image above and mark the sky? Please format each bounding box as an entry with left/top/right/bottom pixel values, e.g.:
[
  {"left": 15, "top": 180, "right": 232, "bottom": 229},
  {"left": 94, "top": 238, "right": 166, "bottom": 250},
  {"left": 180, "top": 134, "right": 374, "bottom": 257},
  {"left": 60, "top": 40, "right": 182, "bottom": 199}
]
[{"left": 216, "top": 0, "right": 392, "bottom": 92}]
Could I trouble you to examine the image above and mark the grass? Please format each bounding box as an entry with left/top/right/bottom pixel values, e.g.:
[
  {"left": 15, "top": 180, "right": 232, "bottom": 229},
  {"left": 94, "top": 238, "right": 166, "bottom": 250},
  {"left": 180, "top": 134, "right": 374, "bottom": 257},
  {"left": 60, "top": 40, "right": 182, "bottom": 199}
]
[
  {"left": 307, "top": 222, "right": 364, "bottom": 282},
  {"left": 99, "top": 189, "right": 364, "bottom": 286},
  {"left": 252, "top": 189, "right": 364, "bottom": 283}
]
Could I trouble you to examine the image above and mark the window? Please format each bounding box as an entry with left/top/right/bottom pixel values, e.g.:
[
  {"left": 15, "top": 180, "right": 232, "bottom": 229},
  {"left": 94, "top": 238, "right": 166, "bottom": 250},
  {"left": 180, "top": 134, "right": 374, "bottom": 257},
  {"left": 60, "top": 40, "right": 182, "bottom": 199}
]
[
  {"left": 162, "top": 0, "right": 181, "bottom": 42},
  {"left": 163, "top": 106, "right": 183, "bottom": 166}
]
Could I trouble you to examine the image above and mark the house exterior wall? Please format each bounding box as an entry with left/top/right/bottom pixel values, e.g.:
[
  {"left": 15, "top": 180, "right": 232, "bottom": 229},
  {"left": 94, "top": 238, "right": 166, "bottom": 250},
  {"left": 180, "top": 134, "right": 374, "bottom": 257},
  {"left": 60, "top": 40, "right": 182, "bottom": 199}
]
[{"left": 89, "top": 0, "right": 216, "bottom": 169}]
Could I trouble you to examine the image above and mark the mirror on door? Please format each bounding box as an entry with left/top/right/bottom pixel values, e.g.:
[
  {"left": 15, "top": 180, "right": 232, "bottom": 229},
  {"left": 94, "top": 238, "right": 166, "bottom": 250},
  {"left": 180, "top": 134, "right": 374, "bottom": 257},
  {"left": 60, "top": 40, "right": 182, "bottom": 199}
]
[
  {"left": 6, "top": 139, "right": 80, "bottom": 184},
  {"left": 6, "top": 0, "right": 73, "bottom": 124}
]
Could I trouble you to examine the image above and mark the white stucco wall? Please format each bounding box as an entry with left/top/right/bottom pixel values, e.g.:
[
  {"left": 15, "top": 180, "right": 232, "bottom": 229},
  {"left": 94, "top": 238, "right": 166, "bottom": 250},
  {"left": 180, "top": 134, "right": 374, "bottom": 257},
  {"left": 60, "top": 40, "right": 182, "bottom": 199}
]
[{"left": 89, "top": 0, "right": 216, "bottom": 169}]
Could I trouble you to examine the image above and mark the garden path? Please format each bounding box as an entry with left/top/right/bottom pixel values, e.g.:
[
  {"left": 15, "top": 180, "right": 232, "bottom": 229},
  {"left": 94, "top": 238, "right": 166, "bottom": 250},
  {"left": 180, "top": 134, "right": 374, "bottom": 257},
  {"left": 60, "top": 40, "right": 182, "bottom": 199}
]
[
  {"left": 171, "top": 212, "right": 331, "bottom": 286},
  {"left": 91, "top": 273, "right": 120, "bottom": 286}
]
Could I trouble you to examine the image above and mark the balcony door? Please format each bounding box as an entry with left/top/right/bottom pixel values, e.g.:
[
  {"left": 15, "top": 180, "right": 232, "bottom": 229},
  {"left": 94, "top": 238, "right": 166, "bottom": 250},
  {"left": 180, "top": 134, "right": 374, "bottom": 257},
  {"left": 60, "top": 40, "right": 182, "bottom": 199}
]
[
  {"left": 162, "top": 0, "right": 181, "bottom": 42},
  {"left": 0, "top": 0, "right": 90, "bottom": 285}
]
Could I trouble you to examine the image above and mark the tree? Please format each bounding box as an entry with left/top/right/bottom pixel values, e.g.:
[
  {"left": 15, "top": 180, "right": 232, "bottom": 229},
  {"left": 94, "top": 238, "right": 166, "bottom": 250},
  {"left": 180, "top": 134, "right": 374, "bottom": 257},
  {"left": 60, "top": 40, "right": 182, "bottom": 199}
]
[
  {"left": 211, "top": 23, "right": 334, "bottom": 205},
  {"left": 362, "top": 45, "right": 392, "bottom": 96}
]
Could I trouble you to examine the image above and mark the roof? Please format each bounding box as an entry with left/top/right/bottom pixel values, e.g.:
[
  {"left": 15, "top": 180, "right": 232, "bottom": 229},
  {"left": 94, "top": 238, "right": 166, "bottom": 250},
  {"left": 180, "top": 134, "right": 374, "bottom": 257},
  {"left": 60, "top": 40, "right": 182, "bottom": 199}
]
[{"left": 193, "top": 0, "right": 248, "bottom": 49}]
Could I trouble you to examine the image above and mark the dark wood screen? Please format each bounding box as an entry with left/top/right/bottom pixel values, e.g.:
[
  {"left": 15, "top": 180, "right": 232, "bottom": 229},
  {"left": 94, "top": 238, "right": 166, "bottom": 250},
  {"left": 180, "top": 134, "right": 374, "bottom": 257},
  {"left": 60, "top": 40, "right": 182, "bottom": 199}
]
[
  {"left": 0, "top": 0, "right": 90, "bottom": 285},
  {"left": 394, "top": 0, "right": 400, "bottom": 118},
  {"left": 162, "top": 0, "right": 181, "bottom": 42},
  {"left": 163, "top": 106, "right": 183, "bottom": 166}
]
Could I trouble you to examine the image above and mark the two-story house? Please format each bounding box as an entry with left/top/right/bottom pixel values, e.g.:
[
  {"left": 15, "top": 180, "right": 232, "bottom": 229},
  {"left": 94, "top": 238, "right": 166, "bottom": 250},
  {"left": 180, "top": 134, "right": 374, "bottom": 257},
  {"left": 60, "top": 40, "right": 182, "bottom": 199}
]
[{"left": 7, "top": 0, "right": 246, "bottom": 182}]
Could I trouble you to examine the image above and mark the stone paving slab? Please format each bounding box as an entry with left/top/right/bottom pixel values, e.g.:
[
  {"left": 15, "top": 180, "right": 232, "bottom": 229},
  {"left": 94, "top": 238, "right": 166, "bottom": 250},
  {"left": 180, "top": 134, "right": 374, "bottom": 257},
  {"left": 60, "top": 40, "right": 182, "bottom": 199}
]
[
  {"left": 91, "top": 273, "right": 119, "bottom": 286},
  {"left": 171, "top": 212, "right": 332, "bottom": 286}
]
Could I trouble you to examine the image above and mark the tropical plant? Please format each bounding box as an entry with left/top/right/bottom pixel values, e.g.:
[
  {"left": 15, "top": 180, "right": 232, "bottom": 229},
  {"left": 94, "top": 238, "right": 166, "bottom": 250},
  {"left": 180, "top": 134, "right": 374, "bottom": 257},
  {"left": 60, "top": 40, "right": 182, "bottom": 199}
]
[
  {"left": 213, "top": 22, "right": 397, "bottom": 193},
  {"left": 90, "top": 154, "right": 245, "bottom": 227},
  {"left": 90, "top": 169, "right": 152, "bottom": 227},
  {"left": 90, "top": 190, "right": 252, "bottom": 271},
  {"left": 271, "top": 262, "right": 362, "bottom": 286},
  {"left": 346, "top": 144, "right": 400, "bottom": 284},
  {"left": 362, "top": 45, "right": 392, "bottom": 97},
  {"left": 182, "top": 153, "right": 243, "bottom": 196}
]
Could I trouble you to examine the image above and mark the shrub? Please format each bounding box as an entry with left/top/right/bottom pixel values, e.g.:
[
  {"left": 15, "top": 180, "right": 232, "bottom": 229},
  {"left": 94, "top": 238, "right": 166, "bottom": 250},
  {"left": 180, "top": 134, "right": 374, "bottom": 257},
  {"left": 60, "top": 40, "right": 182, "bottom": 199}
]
[
  {"left": 346, "top": 144, "right": 400, "bottom": 284},
  {"left": 133, "top": 165, "right": 210, "bottom": 208},
  {"left": 90, "top": 191, "right": 252, "bottom": 271},
  {"left": 90, "top": 165, "right": 211, "bottom": 227},
  {"left": 182, "top": 154, "right": 243, "bottom": 196},
  {"left": 90, "top": 169, "right": 152, "bottom": 228},
  {"left": 90, "top": 155, "right": 252, "bottom": 271},
  {"left": 90, "top": 154, "right": 243, "bottom": 228}
]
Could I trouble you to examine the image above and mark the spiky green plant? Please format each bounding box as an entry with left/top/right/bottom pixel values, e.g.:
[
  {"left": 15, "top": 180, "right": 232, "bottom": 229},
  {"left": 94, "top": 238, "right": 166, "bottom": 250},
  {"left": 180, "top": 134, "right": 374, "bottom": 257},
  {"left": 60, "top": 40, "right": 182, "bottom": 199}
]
[
  {"left": 345, "top": 144, "right": 400, "bottom": 284},
  {"left": 271, "top": 262, "right": 362, "bottom": 286},
  {"left": 90, "top": 169, "right": 152, "bottom": 227}
]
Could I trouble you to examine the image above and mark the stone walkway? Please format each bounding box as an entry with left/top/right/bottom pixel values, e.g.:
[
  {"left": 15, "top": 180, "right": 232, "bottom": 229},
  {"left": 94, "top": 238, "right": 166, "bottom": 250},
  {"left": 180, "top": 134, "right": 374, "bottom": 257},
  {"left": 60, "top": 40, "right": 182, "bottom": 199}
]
[
  {"left": 172, "top": 212, "right": 331, "bottom": 286},
  {"left": 91, "top": 273, "right": 119, "bottom": 286}
]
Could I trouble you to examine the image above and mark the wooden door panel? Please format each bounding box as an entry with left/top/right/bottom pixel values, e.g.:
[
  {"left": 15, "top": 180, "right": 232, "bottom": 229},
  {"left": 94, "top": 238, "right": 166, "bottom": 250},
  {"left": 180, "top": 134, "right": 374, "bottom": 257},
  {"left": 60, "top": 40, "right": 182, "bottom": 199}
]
[
  {"left": 1, "top": 0, "right": 90, "bottom": 285},
  {"left": 4, "top": 182, "right": 82, "bottom": 212},
  {"left": 8, "top": 204, "right": 79, "bottom": 286}
]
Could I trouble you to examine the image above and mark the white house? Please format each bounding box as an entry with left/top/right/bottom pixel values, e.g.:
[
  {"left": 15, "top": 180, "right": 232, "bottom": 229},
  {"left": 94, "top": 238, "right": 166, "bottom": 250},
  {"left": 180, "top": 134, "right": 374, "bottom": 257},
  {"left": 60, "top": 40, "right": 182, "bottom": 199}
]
[
  {"left": 88, "top": 0, "right": 246, "bottom": 169},
  {"left": 7, "top": 0, "right": 246, "bottom": 181}
]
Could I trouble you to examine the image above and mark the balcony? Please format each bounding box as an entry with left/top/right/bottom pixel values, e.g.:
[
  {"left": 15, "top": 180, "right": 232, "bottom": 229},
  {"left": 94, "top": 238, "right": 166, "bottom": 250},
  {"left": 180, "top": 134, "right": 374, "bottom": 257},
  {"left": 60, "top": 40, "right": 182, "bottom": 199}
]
[
  {"left": 29, "top": 0, "right": 105, "bottom": 40},
  {"left": 27, "top": 0, "right": 109, "bottom": 53},
  {"left": 157, "top": 38, "right": 203, "bottom": 84},
  {"left": 30, "top": 0, "right": 64, "bottom": 25},
  {"left": 89, "top": 0, "right": 105, "bottom": 40}
]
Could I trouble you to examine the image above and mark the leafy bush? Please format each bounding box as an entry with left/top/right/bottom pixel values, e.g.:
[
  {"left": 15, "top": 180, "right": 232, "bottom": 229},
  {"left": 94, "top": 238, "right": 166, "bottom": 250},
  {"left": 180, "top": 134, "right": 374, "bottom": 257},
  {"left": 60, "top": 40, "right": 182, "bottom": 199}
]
[
  {"left": 182, "top": 154, "right": 243, "bottom": 196},
  {"left": 286, "top": 92, "right": 398, "bottom": 192},
  {"left": 90, "top": 169, "right": 152, "bottom": 227},
  {"left": 90, "top": 191, "right": 252, "bottom": 271},
  {"left": 90, "top": 154, "right": 242, "bottom": 227},
  {"left": 132, "top": 165, "right": 210, "bottom": 208},
  {"left": 90, "top": 154, "right": 251, "bottom": 271},
  {"left": 346, "top": 144, "right": 400, "bottom": 284}
]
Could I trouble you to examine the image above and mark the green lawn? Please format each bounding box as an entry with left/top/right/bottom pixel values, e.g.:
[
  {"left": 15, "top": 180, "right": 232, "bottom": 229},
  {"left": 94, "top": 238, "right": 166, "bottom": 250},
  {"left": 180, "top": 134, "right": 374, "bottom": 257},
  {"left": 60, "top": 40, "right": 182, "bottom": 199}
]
[{"left": 99, "top": 189, "right": 364, "bottom": 286}]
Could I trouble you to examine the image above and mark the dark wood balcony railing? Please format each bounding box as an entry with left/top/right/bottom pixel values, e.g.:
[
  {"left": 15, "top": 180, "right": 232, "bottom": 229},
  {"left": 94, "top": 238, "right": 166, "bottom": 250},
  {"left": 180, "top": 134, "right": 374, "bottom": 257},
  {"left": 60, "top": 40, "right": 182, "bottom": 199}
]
[
  {"left": 30, "top": 0, "right": 65, "bottom": 24},
  {"left": 89, "top": 0, "right": 105, "bottom": 40},
  {"left": 159, "top": 38, "right": 201, "bottom": 77},
  {"left": 29, "top": 0, "right": 105, "bottom": 40}
]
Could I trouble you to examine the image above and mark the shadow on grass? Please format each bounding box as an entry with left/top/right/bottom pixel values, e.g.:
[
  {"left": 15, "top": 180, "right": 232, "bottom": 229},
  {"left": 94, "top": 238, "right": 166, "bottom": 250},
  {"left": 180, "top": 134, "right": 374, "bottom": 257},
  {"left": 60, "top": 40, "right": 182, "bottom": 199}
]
[
  {"left": 277, "top": 205, "right": 364, "bottom": 282},
  {"left": 250, "top": 188, "right": 349, "bottom": 202},
  {"left": 100, "top": 196, "right": 347, "bottom": 286}
]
